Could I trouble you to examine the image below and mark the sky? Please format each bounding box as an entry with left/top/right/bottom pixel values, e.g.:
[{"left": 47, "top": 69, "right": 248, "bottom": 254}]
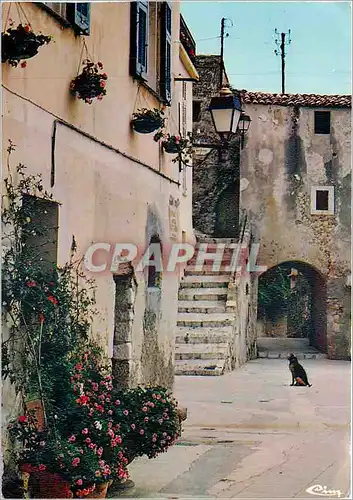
[{"left": 181, "top": 1, "right": 352, "bottom": 95}]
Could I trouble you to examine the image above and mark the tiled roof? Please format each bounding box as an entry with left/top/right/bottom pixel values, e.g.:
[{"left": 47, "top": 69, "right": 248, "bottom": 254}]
[{"left": 236, "top": 90, "right": 351, "bottom": 108}]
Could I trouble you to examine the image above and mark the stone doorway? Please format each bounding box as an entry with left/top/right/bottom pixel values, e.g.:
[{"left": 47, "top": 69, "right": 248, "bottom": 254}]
[{"left": 257, "top": 261, "right": 327, "bottom": 353}]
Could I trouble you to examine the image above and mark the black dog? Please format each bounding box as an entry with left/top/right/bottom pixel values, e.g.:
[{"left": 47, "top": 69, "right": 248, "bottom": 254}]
[{"left": 288, "top": 353, "right": 312, "bottom": 387}]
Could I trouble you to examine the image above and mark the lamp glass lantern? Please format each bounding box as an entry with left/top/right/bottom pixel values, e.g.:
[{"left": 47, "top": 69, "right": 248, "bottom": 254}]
[
  {"left": 238, "top": 113, "right": 251, "bottom": 135},
  {"left": 208, "top": 87, "right": 242, "bottom": 142}
]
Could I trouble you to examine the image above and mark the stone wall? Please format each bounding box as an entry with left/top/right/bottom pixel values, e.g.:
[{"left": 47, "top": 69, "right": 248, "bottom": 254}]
[
  {"left": 239, "top": 99, "right": 351, "bottom": 359},
  {"left": 192, "top": 56, "right": 241, "bottom": 237}
]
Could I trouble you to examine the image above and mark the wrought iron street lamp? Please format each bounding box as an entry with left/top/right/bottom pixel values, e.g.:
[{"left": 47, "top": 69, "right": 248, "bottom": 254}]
[{"left": 192, "top": 87, "right": 250, "bottom": 150}]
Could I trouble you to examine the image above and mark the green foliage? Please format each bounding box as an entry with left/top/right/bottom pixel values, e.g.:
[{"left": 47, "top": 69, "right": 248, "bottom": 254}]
[
  {"left": 258, "top": 266, "right": 291, "bottom": 318},
  {"left": 2, "top": 140, "right": 96, "bottom": 423}
]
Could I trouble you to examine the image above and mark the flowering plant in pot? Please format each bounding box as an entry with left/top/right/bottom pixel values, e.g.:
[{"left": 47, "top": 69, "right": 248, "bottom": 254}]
[
  {"left": 154, "top": 132, "right": 189, "bottom": 154},
  {"left": 107, "top": 386, "right": 181, "bottom": 463},
  {"left": 131, "top": 108, "right": 165, "bottom": 134},
  {"left": 2, "top": 22, "right": 52, "bottom": 67},
  {"left": 70, "top": 59, "right": 108, "bottom": 104}
]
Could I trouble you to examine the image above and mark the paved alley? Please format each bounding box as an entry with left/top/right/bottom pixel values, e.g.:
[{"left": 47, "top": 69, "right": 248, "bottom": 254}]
[{"left": 111, "top": 358, "right": 351, "bottom": 499}]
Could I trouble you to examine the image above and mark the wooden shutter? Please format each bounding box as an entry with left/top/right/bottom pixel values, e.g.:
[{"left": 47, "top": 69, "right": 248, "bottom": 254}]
[
  {"left": 160, "top": 2, "right": 172, "bottom": 104},
  {"left": 73, "top": 3, "right": 91, "bottom": 35},
  {"left": 130, "top": 1, "right": 149, "bottom": 79}
]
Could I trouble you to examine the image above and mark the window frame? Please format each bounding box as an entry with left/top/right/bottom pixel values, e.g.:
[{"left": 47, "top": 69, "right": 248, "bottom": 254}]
[
  {"left": 130, "top": 0, "right": 149, "bottom": 80},
  {"left": 39, "top": 3, "right": 91, "bottom": 35},
  {"left": 310, "top": 186, "right": 335, "bottom": 215}
]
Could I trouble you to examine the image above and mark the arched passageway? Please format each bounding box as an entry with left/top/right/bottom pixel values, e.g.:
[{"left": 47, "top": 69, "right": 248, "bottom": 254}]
[{"left": 257, "top": 261, "right": 327, "bottom": 353}]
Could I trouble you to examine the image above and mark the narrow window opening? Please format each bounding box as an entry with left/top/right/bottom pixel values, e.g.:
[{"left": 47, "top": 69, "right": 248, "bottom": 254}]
[
  {"left": 192, "top": 101, "right": 201, "bottom": 122},
  {"left": 314, "top": 111, "right": 330, "bottom": 134},
  {"left": 316, "top": 190, "right": 329, "bottom": 211}
]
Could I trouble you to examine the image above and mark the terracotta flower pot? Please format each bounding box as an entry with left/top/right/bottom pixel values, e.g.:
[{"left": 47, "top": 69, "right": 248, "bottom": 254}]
[
  {"left": 25, "top": 398, "right": 45, "bottom": 431},
  {"left": 86, "top": 482, "right": 109, "bottom": 498}
]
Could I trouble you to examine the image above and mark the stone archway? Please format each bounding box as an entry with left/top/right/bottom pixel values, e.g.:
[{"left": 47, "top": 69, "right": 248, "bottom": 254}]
[{"left": 257, "top": 260, "right": 327, "bottom": 353}]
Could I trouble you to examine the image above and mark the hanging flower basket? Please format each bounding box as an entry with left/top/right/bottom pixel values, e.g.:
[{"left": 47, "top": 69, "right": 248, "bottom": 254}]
[
  {"left": 70, "top": 59, "right": 108, "bottom": 104},
  {"left": 162, "top": 135, "right": 189, "bottom": 154},
  {"left": 1, "top": 22, "right": 52, "bottom": 67},
  {"left": 131, "top": 108, "right": 165, "bottom": 134}
]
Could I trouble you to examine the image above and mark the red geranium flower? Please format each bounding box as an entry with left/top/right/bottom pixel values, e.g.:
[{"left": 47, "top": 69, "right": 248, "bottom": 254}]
[
  {"left": 26, "top": 281, "right": 37, "bottom": 287},
  {"left": 47, "top": 295, "right": 58, "bottom": 305},
  {"left": 18, "top": 416, "right": 27, "bottom": 423}
]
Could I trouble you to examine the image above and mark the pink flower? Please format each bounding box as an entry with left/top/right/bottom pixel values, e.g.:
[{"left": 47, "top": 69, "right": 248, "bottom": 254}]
[
  {"left": 75, "top": 363, "right": 83, "bottom": 371},
  {"left": 152, "top": 437, "right": 157, "bottom": 442},
  {"left": 115, "top": 400, "right": 121, "bottom": 406},
  {"left": 144, "top": 417, "right": 149, "bottom": 422},
  {"left": 115, "top": 435, "right": 122, "bottom": 444},
  {"left": 89, "top": 443, "right": 95, "bottom": 449},
  {"left": 108, "top": 410, "right": 113, "bottom": 415},
  {"left": 123, "top": 410, "right": 129, "bottom": 416},
  {"left": 158, "top": 419, "right": 163, "bottom": 424},
  {"left": 156, "top": 394, "right": 161, "bottom": 400},
  {"left": 77, "top": 479, "right": 83, "bottom": 486},
  {"left": 39, "top": 464, "right": 46, "bottom": 471},
  {"left": 18, "top": 416, "right": 27, "bottom": 423},
  {"left": 100, "top": 80, "right": 106, "bottom": 88},
  {"left": 152, "top": 394, "right": 157, "bottom": 399},
  {"left": 163, "top": 432, "right": 167, "bottom": 437},
  {"left": 102, "top": 73, "right": 108, "bottom": 80},
  {"left": 72, "top": 458, "right": 80, "bottom": 467},
  {"left": 117, "top": 451, "right": 124, "bottom": 459},
  {"left": 139, "top": 429, "right": 145, "bottom": 436},
  {"left": 26, "top": 281, "right": 36, "bottom": 287},
  {"left": 97, "top": 447, "right": 103, "bottom": 457},
  {"left": 85, "top": 438, "right": 91, "bottom": 444},
  {"left": 130, "top": 424, "right": 136, "bottom": 430},
  {"left": 39, "top": 441, "right": 46, "bottom": 447},
  {"left": 68, "top": 435, "right": 76, "bottom": 442},
  {"left": 82, "top": 428, "right": 89, "bottom": 435},
  {"left": 47, "top": 295, "right": 58, "bottom": 305},
  {"left": 142, "top": 406, "right": 148, "bottom": 412}
]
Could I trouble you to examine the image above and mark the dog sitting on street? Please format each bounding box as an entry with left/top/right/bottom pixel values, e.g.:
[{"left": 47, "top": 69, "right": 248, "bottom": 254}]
[{"left": 288, "top": 353, "right": 312, "bottom": 387}]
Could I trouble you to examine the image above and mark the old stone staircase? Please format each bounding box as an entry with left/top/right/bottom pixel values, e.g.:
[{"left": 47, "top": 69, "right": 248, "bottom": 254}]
[{"left": 175, "top": 240, "right": 238, "bottom": 376}]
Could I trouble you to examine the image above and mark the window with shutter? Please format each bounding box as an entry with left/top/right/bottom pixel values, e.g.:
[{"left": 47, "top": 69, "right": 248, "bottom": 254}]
[
  {"left": 73, "top": 3, "right": 91, "bottom": 35},
  {"left": 41, "top": 2, "right": 68, "bottom": 20},
  {"left": 130, "top": 1, "right": 149, "bottom": 79},
  {"left": 160, "top": 2, "right": 172, "bottom": 104}
]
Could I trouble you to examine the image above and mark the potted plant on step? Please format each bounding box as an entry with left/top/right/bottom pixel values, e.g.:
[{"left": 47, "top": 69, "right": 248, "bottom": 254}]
[
  {"left": 131, "top": 108, "right": 165, "bottom": 134},
  {"left": 70, "top": 59, "right": 108, "bottom": 104},
  {"left": 1, "top": 22, "right": 52, "bottom": 67}
]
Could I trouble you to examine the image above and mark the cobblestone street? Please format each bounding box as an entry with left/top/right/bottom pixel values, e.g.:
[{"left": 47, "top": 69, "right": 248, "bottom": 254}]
[{"left": 113, "top": 358, "right": 351, "bottom": 499}]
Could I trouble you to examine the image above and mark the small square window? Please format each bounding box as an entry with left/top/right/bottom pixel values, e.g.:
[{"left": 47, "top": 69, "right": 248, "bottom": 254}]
[
  {"left": 310, "top": 186, "right": 334, "bottom": 215},
  {"left": 314, "top": 111, "right": 330, "bottom": 134},
  {"left": 192, "top": 101, "right": 202, "bottom": 122}
]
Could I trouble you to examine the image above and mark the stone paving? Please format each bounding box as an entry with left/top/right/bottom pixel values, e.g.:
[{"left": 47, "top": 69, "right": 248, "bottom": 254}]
[{"left": 110, "top": 358, "right": 351, "bottom": 499}]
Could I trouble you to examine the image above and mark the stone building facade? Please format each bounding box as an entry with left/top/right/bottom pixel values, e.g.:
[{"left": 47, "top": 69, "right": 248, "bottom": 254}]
[
  {"left": 2, "top": 0, "right": 197, "bottom": 436},
  {"left": 238, "top": 91, "right": 351, "bottom": 359}
]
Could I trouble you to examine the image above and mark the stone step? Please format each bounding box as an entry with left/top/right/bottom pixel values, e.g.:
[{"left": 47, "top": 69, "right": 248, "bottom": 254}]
[
  {"left": 178, "top": 300, "right": 226, "bottom": 314},
  {"left": 178, "top": 288, "right": 228, "bottom": 301},
  {"left": 177, "top": 312, "right": 234, "bottom": 327},
  {"left": 195, "top": 239, "right": 239, "bottom": 245},
  {"left": 184, "top": 266, "right": 234, "bottom": 276},
  {"left": 175, "top": 343, "right": 229, "bottom": 360},
  {"left": 176, "top": 326, "right": 232, "bottom": 345},
  {"left": 258, "top": 351, "right": 327, "bottom": 360},
  {"left": 180, "top": 275, "right": 230, "bottom": 289},
  {"left": 174, "top": 359, "right": 226, "bottom": 376}
]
